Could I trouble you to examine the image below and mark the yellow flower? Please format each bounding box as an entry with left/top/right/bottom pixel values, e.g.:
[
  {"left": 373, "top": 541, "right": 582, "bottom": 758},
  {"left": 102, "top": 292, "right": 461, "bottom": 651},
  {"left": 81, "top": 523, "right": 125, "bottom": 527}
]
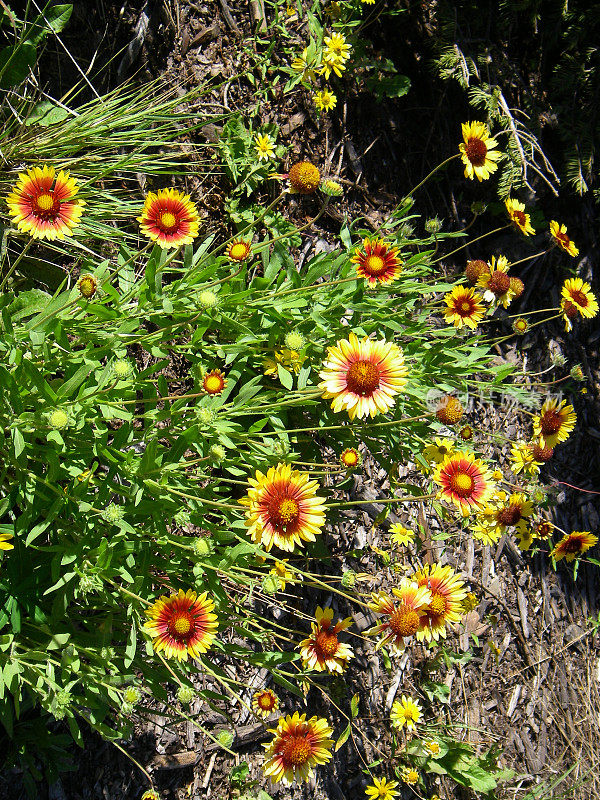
[
  {"left": 390, "top": 695, "right": 422, "bottom": 730},
  {"left": 0, "top": 532, "right": 14, "bottom": 551},
  {"left": 365, "top": 776, "right": 399, "bottom": 800},
  {"left": 299, "top": 606, "right": 353, "bottom": 673},
  {"left": 423, "top": 438, "right": 455, "bottom": 465},
  {"left": 320, "top": 52, "right": 347, "bottom": 79},
  {"left": 561, "top": 278, "right": 598, "bottom": 320},
  {"left": 401, "top": 768, "right": 420, "bottom": 785},
  {"left": 255, "top": 133, "right": 276, "bottom": 161},
  {"left": 323, "top": 32, "right": 351, "bottom": 61},
  {"left": 505, "top": 197, "right": 535, "bottom": 236},
  {"left": 264, "top": 348, "right": 307, "bottom": 378},
  {"left": 533, "top": 398, "right": 576, "bottom": 448},
  {"left": 443, "top": 285, "right": 486, "bottom": 328},
  {"left": 549, "top": 221, "right": 578, "bottom": 257},
  {"left": 252, "top": 688, "right": 279, "bottom": 719},
  {"left": 389, "top": 523, "right": 415, "bottom": 547},
  {"left": 314, "top": 87, "right": 337, "bottom": 111},
  {"left": 262, "top": 712, "right": 333, "bottom": 784},
  {"left": 145, "top": 589, "right": 218, "bottom": 661},
  {"left": 459, "top": 121, "right": 501, "bottom": 181},
  {"left": 434, "top": 451, "right": 495, "bottom": 516},
  {"left": 424, "top": 739, "right": 441, "bottom": 756},
  {"left": 412, "top": 562, "right": 467, "bottom": 642},
  {"left": 269, "top": 560, "right": 294, "bottom": 591},
  {"left": 291, "top": 48, "right": 316, "bottom": 82},
  {"left": 509, "top": 441, "right": 541, "bottom": 477}
]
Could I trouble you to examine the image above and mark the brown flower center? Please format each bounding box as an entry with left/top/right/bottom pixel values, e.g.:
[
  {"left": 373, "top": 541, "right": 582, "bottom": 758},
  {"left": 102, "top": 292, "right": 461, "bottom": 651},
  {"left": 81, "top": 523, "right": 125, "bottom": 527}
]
[
  {"left": 487, "top": 271, "right": 511, "bottom": 296},
  {"left": 158, "top": 211, "right": 178, "bottom": 232},
  {"left": 169, "top": 612, "right": 194, "bottom": 639},
  {"left": 569, "top": 289, "right": 589, "bottom": 308},
  {"left": 258, "top": 693, "right": 275, "bottom": 710},
  {"left": 346, "top": 360, "right": 380, "bottom": 395},
  {"left": 268, "top": 496, "right": 300, "bottom": 530},
  {"left": 563, "top": 537, "right": 584, "bottom": 554},
  {"left": 428, "top": 592, "right": 447, "bottom": 617},
  {"left": 282, "top": 735, "right": 312, "bottom": 766},
  {"left": 363, "top": 255, "right": 386, "bottom": 275},
  {"left": 562, "top": 299, "right": 578, "bottom": 318},
  {"left": 556, "top": 232, "right": 570, "bottom": 247},
  {"left": 448, "top": 471, "right": 474, "bottom": 497},
  {"left": 540, "top": 410, "right": 562, "bottom": 435},
  {"left": 465, "top": 259, "right": 488, "bottom": 283},
  {"left": 465, "top": 137, "right": 488, "bottom": 166},
  {"left": 531, "top": 443, "right": 554, "bottom": 461},
  {"left": 388, "top": 605, "right": 420, "bottom": 637},
  {"left": 513, "top": 210, "right": 527, "bottom": 226},
  {"left": 459, "top": 300, "right": 473, "bottom": 313},
  {"left": 496, "top": 505, "right": 522, "bottom": 526},
  {"left": 315, "top": 630, "right": 339, "bottom": 658}
]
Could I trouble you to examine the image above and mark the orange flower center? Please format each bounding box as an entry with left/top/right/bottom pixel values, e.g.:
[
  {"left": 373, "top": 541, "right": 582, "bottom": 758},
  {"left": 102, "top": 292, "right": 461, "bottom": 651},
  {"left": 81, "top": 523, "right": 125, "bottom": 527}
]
[
  {"left": 513, "top": 210, "right": 527, "bottom": 226},
  {"left": 531, "top": 443, "right": 553, "bottom": 461},
  {"left": 229, "top": 242, "right": 249, "bottom": 260},
  {"left": 342, "top": 450, "right": 358, "bottom": 466},
  {"left": 282, "top": 735, "right": 312, "bottom": 766},
  {"left": 487, "top": 271, "right": 511, "bottom": 296},
  {"left": 556, "top": 231, "right": 570, "bottom": 247},
  {"left": 315, "top": 630, "right": 339, "bottom": 658},
  {"left": 428, "top": 592, "right": 447, "bottom": 617},
  {"left": 448, "top": 471, "right": 474, "bottom": 497},
  {"left": 460, "top": 301, "right": 472, "bottom": 312},
  {"left": 496, "top": 505, "right": 522, "bottom": 526},
  {"left": 363, "top": 254, "right": 386, "bottom": 275},
  {"left": 465, "top": 137, "right": 487, "bottom": 166},
  {"left": 158, "top": 211, "right": 178, "bottom": 232},
  {"left": 388, "top": 604, "right": 420, "bottom": 637},
  {"left": 36, "top": 192, "right": 55, "bottom": 211},
  {"left": 169, "top": 612, "right": 194, "bottom": 639},
  {"left": 569, "top": 289, "right": 589, "bottom": 308},
  {"left": 540, "top": 410, "right": 562, "bottom": 434},
  {"left": 204, "top": 373, "right": 224, "bottom": 394},
  {"left": 268, "top": 495, "right": 299, "bottom": 530},
  {"left": 258, "top": 693, "right": 275, "bottom": 710},
  {"left": 346, "top": 360, "right": 380, "bottom": 395}
]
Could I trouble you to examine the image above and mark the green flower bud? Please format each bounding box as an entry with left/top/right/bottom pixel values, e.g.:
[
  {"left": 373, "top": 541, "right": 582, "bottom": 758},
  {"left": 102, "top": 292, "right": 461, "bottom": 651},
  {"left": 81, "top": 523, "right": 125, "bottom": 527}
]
[
  {"left": 216, "top": 730, "right": 235, "bottom": 748},
  {"left": 194, "top": 537, "right": 214, "bottom": 557},
  {"left": 113, "top": 359, "right": 134, "bottom": 380},
  {"left": 52, "top": 689, "right": 72, "bottom": 720},
  {"left": 341, "top": 569, "right": 356, "bottom": 589},
  {"left": 174, "top": 509, "right": 191, "bottom": 528},
  {"left": 141, "top": 790, "right": 160, "bottom": 800},
  {"left": 210, "top": 444, "right": 226, "bottom": 461},
  {"left": 197, "top": 407, "right": 217, "bottom": 424},
  {"left": 199, "top": 290, "right": 219, "bottom": 308},
  {"left": 176, "top": 685, "right": 195, "bottom": 705},
  {"left": 121, "top": 701, "right": 134, "bottom": 716},
  {"left": 123, "top": 686, "right": 142, "bottom": 705},
  {"left": 320, "top": 179, "right": 343, "bottom": 197},
  {"left": 48, "top": 408, "right": 69, "bottom": 430},
  {"left": 470, "top": 200, "right": 487, "bottom": 216},
  {"left": 570, "top": 364, "right": 585, "bottom": 381},
  {"left": 284, "top": 330, "right": 305, "bottom": 351},
  {"left": 425, "top": 217, "right": 442, "bottom": 233},
  {"left": 79, "top": 573, "right": 102, "bottom": 595},
  {"left": 262, "top": 574, "right": 280, "bottom": 595},
  {"left": 102, "top": 503, "right": 125, "bottom": 525}
]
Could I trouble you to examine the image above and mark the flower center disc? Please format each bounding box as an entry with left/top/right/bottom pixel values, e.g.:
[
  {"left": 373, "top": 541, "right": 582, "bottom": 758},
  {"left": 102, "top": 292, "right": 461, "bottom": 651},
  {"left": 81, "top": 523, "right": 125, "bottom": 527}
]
[
  {"left": 315, "top": 630, "right": 339, "bottom": 657},
  {"left": 563, "top": 538, "right": 583, "bottom": 554},
  {"left": 169, "top": 613, "right": 194, "bottom": 638},
  {"left": 159, "top": 211, "right": 178, "bottom": 232},
  {"left": 389, "top": 605, "right": 420, "bottom": 637},
  {"left": 282, "top": 735, "right": 312, "bottom": 766},
  {"left": 514, "top": 210, "right": 526, "bottom": 226},
  {"left": 204, "top": 375, "right": 223, "bottom": 393},
  {"left": 448, "top": 471, "right": 474, "bottom": 497},
  {"left": 540, "top": 410, "right": 562, "bottom": 434},
  {"left": 364, "top": 255, "right": 386, "bottom": 275},
  {"left": 459, "top": 300, "right": 473, "bottom": 313},
  {"left": 497, "top": 505, "right": 522, "bottom": 525},
  {"left": 569, "top": 289, "right": 588, "bottom": 308},
  {"left": 465, "top": 137, "right": 487, "bottom": 166},
  {"left": 346, "top": 360, "right": 380, "bottom": 395},
  {"left": 258, "top": 693, "right": 274, "bottom": 710},
  {"left": 428, "top": 592, "right": 447, "bottom": 617},
  {"left": 268, "top": 496, "right": 299, "bottom": 530},
  {"left": 487, "top": 272, "right": 511, "bottom": 295},
  {"left": 34, "top": 192, "right": 60, "bottom": 218},
  {"left": 229, "top": 243, "right": 248, "bottom": 260}
]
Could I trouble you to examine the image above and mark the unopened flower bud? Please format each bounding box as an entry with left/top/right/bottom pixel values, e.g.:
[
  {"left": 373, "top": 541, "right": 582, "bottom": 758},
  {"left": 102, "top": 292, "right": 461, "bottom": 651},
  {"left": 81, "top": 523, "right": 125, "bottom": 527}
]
[{"left": 177, "top": 685, "right": 195, "bottom": 705}]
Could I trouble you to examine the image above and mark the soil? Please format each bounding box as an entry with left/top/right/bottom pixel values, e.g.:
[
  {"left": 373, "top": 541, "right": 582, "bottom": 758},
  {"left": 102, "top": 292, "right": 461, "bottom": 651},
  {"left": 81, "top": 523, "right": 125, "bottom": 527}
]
[{"left": 2, "top": 1, "right": 599, "bottom": 799}]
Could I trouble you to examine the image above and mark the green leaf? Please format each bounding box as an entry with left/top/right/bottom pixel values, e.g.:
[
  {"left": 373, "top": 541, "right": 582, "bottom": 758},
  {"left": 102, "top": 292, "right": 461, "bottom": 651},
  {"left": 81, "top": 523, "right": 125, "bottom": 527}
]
[
  {"left": 334, "top": 722, "right": 351, "bottom": 751},
  {"left": 350, "top": 693, "right": 359, "bottom": 718},
  {"left": 276, "top": 363, "right": 293, "bottom": 390},
  {"left": 24, "top": 100, "right": 70, "bottom": 127},
  {"left": 0, "top": 42, "right": 36, "bottom": 88}
]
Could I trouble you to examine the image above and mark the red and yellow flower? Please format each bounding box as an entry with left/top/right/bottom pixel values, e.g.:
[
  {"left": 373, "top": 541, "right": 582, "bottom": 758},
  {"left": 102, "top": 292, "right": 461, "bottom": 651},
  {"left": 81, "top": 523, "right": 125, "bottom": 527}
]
[
  {"left": 262, "top": 711, "right": 333, "bottom": 784},
  {"left": 533, "top": 398, "right": 576, "bottom": 448},
  {"left": 6, "top": 165, "right": 85, "bottom": 240},
  {"left": 412, "top": 563, "right": 467, "bottom": 642},
  {"left": 477, "top": 255, "right": 514, "bottom": 307},
  {"left": 491, "top": 491, "right": 533, "bottom": 534},
  {"left": 549, "top": 221, "right": 578, "bottom": 257},
  {"left": 137, "top": 188, "right": 199, "bottom": 248},
  {"left": 509, "top": 441, "right": 542, "bottom": 476},
  {"left": 458, "top": 122, "right": 501, "bottom": 181},
  {"left": 202, "top": 369, "right": 227, "bottom": 395},
  {"left": 434, "top": 451, "right": 494, "bottom": 516},
  {"left": 367, "top": 579, "right": 432, "bottom": 652},
  {"left": 443, "top": 285, "right": 486, "bottom": 329},
  {"left": 551, "top": 531, "right": 597, "bottom": 562},
  {"left": 253, "top": 688, "right": 280, "bottom": 719},
  {"left": 319, "top": 333, "right": 408, "bottom": 420},
  {"left": 241, "top": 463, "right": 326, "bottom": 552},
  {"left": 435, "top": 395, "right": 464, "bottom": 425},
  {"left": 505, "top": 198, "right": 535, "bottom": 236},
  {"left": 299, "top": 606, "right": 353, "bottom": 673},
  {"left": 225, "top": 239, "right": 252, "bottom": 262},
  {"left": 351, "top": 238, "right": 403, "bottom": 285},
  {"left": 561, "top": 278, "right": 598, "bottom": 320},
  {"left": 340, "top": 447, "right": 361, "bottom": 468},
  {"left": 145, "top": 589, "right": 218, "bottom": 661}
]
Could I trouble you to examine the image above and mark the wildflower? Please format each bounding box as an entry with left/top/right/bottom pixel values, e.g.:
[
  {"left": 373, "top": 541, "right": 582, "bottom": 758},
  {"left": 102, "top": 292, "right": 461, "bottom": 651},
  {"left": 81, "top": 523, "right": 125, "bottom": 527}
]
[
  {"left": 365, "top": 776, "right": 399, "bottom": 800},
  {"left": 509, "top": 441, "right": 541, "bottom": 476},
  {"left": 123, "top": 686, "right": 141, "bottom": 705},
  {"left": 269, "top": 559, "right": 294, "bottom": 591},
  {"left": 551, "top": 531, "right": 598, "bottom": 562},
  {"left": 255, "top": 133, "right": 276, "bottom": 161},
  {"left": 561, "top": 278, "right": 598, "bottom": 320},
  {"left": 77, "top": 274, "right": 98, "bottom": 299},
  {"left": 314, "top": 88, "right": 337, "bottom": 111},
  {"left": 145, "top": 589, "right": 218, "bottom": 661},
  {"left": 323, "top": 32, "right": 351, "bottom": 61},
  {"left": 389, "top": 523, "right": 415, "bottom": 547},
  {"left": 320, "top": 52, "right": 346, "bottom": 80},
  {"left": 461, "top": 592, "right": 479, "bottom": 612},
  {"left": 340, "top": 447, "right": 361, "bottom": 468},
  {"left": 51, "top": 689, "right": 72, "bottom": 720},
  {"left": 424, "top": 739, "right": 441, "bottom": 756},
  {"left": 459, "top": 425, "right": 473, "bottom": 440},
  {"left": 202, "top": 369, "right": 227, "bottom": 396},
  {"left": 176, "top": 685, "right": 195, "bottom": 705},
  {"left": 492, "top": 491, "right": 534, "bottom": 534},
  {"left": 264, "top": 348, "right": 307, "bottom": 378},
  {"left": 401, "top": 768, "right": 420, "bottom": 785},
  {"left": 516, "top": 525, "right": 535, "bottom": 551},
  {"left": 423, "top": 437, "right": 455, "bottom": 464},
  {"left": 225, "top": 239, "right": 252, "bottom": 262},
  {"left": 367, "top": 579, "right": 432, "bottom": 652},
  {"left": 513, "top": 317, "right": 529, "bottom": 335},
  {"left": 141, "top": 791, "right": 160, "bottom": 800},
  {"left": 48, "top": 408, "right": 69, "bottom": 430},
  {"left": 472, "top": 510, "right": 503, "bottom": 546},
  {"left": 509, "top": 276, "right": 525, "bottom": 299},
  {"left": 443, "top": 285, "right": 486, "bottom": 329},
  {"left": 241, "top": 463, "right": 326, "bottom": 552},
  {"left": 570, "top": 364, "right": 585, "bottom": 382},
  {"left": 412, "top": 562, "right": 467, "bottom": 642},
  {"left": 253, "top": 688, "right": 280, "bottom": 719},
  {"left": 138, "top": 188, "right": 199, "bottom": 248},
  {"left": 435, "top": 395, "right": 464, "bottom": 425},
  {"left": 288, "top": 161, "right": 321, "bottom": 194},
  {"left": 549, "top": 221, "right": 579, "bottom": 257},
  {"left": 321, "top": 178, "right": 343, "bottom": 196},
  {"left": 477, "top": 255, "right": 514, "bottom": 307},
  {"left": 459, "top": 122, "right": 501, "bottom": 181},
  {"left": 530, "top": 442, "right": 554, "bottom": 462},
  {"left": 217, "top": 730, "right": 235, "bottom": 748},
  {"left": 285, "top": 330, "right": 305, "bottom": 351},
  {"left": 425, "top": 216, "right": 443, "bottom": 233},
  {"left": 434, "top": 451, "right": 494, "bottom": 516},
  {"left": 113, "top": 359, "right": 134, "bottom": 380},
  {"left": 352, "top": 238, "right": 403, "bottom": 286},
  {"left": 299, "top": 606, "right": 353, "bottom": 673},
  {"left": 199, "top": 290, "right": 219, "bottom": 308},
  {"left": 319, "top": 333, "right": 408, "bottom": 420},
  {"left": 0, "top": 532, "right": 14, "bottom": 551},
  {"left": 505, "top": 197, "right": 535, "bottom": 236},
  {"left": 7, "top": 165, "right": 85, "bottom": 240},
  {"left": 390, "top": 695, "right": 422, "bottom": 730},
  {"left": 533, "top": 519, "right": 554, "bottom": 540},
  {"left": 562, "top": 299, "right": 578, "bottom": 331},
  {"left": 533, "top": 398, "right": 576, "bottom": 448},
  {"left": 262, "top": 711, "right": 334, "bottom": 784},
  {"left": 465, "top": 259, "right": 488, "bottom": 284},
  {"left": 291, "top": 48, "right": 316, "bottom": 82}
]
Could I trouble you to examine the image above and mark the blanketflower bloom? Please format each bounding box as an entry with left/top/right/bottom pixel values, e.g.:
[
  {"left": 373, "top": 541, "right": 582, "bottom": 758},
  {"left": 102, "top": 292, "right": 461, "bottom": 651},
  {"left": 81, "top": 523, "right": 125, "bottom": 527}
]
[
  {"left": 491, "top": 491, "right": 534, "bottom": 533},
  {"left": 202, "top": 369, "right": 227, "bottom": 395},
  {"left": 505, "top": 197, "right": 535, "bottom": 236},
  {"left": 138, "top": 188, "right": 199, "bottom": 248},
  {"left": 477, "top": 255, "right": 514, "bottom": 307},
  {"left": 412, "top": 562, "right": 467, "bottom": 641},
  {"left": 299, "top": 606, "right": 353, "bottom": 673},
  {"left": 423, "top": 437, "right": 455, "bottom": 464},
  {"left": 513, "top": 317, "right": 529, "bottom": 334},
  {"left": 435, "top": 395, "right": 464, "bottom": 425},
  {"left": 551, "top": 531, "right": 598, "bottom": 562},
  {"left": 549, "top": 221, "right": 579, "bottom": 257},
  {"left": 352, "top": 238, "right": 403, "bottom": 285},
  {"left": 340, "top": 447, "right": 361, "bottom": 468},
  {"left": 314, "top": 88, "right": 337, "bottom": 112},
  {"left": 253, "top": 688, "right": 280, "bottom": 719},
  {"left": 291, "top": 48, "right": 317, "bottom": 82},
  {"left": 288, "top": 161, "right": 321, "bottom": 194},
  {"left": 533, "top": 398, "right": 576, "bottom": 448},
  {"left": 145, "top": 589, "right": 218, "bottom": 661},
  {"left": 389, "top": 523, "right": 415, "bottom": 547},
  {"left": 443, "top": 285, "right": 486, "bottom": 328},
  {"left": 561, "top": 278, "right": 598, "bottom": 320},
  {"left": 262, "top": 712, "right": 334, "bottom": 784},
  {"left": 241, "top": 463, "right": 326, "bottom": 552},
  {"left": 465, "top": 258, "right": 488, "bottom": 284},
  {"left": 0, "top": 532, "right": 14, "bottom": 551},
  {"left": 255, "top": 133, "right": 276, "bottom": 161},
  {"left": 459, "top": 122, "right": 501, "bottom": 181},
  {"left": 7, "top": 165, "right": 85, "bottom": 240},
  {"left": 434, "top": 451, "right": 494, "bottom": 515},
  {"left": 390, "top": 695, "right": 422, "bottom": 730},
  {"left": 77, "top": 274, "right": 98, "bottom": 299},
  {"left": 367, "top": 579, "right": 432, "bottom": 652},
  {"left": 365, "top": 776, "right": 399, "bottom": 800},
  {"left": 509, "top": 441, "right": 542, "bottom": 476},
  {"left": 269, "top": 559, "right": 294, "bottom": 591},
  {"left": 319, "top": 333, "right": 408, "bottom": 420},
  {"left": 225, "top": 239, "right": 252, "bottom": 262},
  {"left": 472, "top": 505, "right": 504, "bottom": 546}
]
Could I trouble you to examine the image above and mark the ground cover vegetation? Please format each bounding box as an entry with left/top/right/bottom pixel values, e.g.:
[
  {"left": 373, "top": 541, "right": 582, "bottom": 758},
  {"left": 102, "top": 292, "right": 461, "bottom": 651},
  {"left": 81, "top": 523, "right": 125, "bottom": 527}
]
[{"left": 0, "top": 1, "right": 599, "bottom": 799}]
